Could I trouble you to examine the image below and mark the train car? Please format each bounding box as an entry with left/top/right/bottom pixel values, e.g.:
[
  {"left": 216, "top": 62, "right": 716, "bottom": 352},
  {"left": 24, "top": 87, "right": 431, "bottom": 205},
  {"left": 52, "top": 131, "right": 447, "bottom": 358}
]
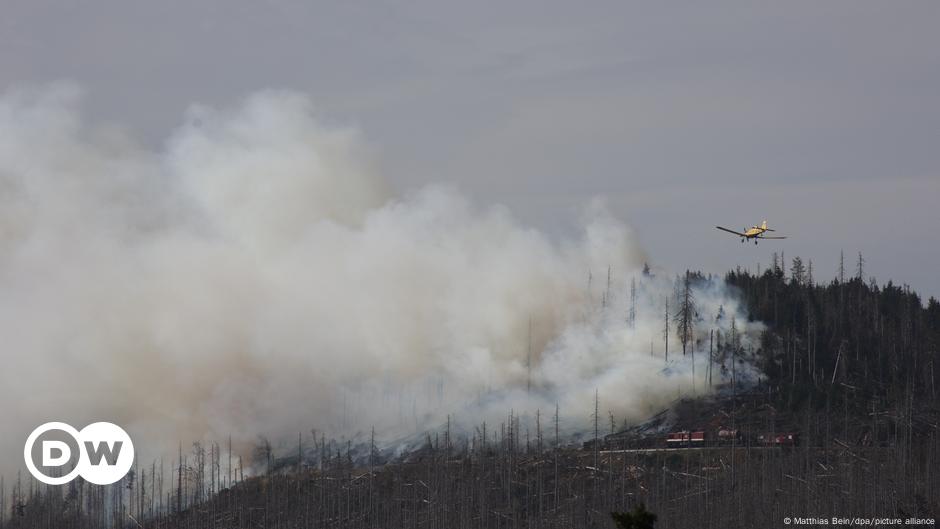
[{"left": 665, "top": 430, "right": 706, "bottom": 447}]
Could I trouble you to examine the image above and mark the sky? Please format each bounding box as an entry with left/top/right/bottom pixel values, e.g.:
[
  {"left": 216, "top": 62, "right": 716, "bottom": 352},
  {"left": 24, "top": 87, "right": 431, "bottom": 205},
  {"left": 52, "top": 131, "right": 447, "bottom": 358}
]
[{"left": 2, "top": 0, "right": 938, "bottom": 299}]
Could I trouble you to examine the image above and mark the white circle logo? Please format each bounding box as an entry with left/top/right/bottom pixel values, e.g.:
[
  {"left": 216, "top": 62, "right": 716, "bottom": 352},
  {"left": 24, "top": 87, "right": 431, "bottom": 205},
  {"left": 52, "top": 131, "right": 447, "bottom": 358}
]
[{"left": 24, "top": 422, "right": 135, "bottom": 485}]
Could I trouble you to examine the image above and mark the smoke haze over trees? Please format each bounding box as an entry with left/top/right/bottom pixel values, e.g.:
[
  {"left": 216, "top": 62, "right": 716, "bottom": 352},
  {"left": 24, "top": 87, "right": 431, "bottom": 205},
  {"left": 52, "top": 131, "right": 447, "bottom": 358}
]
[
  {"left": 3, "top": 249, "right": 938, "bottom": 528},
  {"left": 0, "top": 85, "right": 762, "bottom": 480}
]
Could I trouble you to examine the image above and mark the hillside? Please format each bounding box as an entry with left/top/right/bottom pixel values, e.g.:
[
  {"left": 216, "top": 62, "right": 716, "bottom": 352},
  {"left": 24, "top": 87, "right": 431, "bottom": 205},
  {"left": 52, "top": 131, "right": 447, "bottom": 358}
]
[{"left": 4, "top": 258, "right": 939, "bottom": 528}]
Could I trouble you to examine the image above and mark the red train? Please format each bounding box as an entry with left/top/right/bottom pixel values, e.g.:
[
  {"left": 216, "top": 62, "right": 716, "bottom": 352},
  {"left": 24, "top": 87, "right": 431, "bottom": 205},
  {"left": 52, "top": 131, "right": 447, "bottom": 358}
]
[
  {"left": 661, "top": 428, "right": 798, "bottom": 448},
  {"left": 665, "top": 430, "right": 706, "bottom": 447},
  {"left": 599, "top": 427, "right": 800, "bottom": 450},
  {"left": 664, "top": 428, "right": 745, "bottom": 447}
]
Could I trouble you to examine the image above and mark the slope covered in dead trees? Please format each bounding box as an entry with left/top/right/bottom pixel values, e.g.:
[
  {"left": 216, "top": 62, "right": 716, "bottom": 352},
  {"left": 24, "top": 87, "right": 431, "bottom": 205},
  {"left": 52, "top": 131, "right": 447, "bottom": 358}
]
[{"left": 2, "top": 255, "right": 938, "bottom": 528}]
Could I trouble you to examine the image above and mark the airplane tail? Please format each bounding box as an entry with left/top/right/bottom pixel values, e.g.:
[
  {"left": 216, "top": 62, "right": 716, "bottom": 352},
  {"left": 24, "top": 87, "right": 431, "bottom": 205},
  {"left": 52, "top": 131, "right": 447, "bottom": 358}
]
[{"left": 761, "top": 220, "right": 768, "bottom": 230}]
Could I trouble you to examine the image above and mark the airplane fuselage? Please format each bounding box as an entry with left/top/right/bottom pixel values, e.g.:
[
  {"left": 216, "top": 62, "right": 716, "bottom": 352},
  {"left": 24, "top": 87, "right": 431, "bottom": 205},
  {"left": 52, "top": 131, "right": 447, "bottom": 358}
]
[{"left": 743, "top": 227, "right": 766, "bottom": 238}]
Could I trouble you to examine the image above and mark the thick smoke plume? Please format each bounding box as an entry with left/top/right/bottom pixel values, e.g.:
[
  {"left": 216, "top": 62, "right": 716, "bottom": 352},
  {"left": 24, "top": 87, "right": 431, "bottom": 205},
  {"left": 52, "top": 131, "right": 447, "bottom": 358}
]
[{"left": 0, "top": 84, "right": 761, "bottom": 474}]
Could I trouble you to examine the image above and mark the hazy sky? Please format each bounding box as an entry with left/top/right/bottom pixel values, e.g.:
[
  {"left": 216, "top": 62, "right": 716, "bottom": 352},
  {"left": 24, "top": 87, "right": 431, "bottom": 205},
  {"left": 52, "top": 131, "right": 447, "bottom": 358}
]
[{"left": 2, "top": 1, "right": 938, "bottom": 299}]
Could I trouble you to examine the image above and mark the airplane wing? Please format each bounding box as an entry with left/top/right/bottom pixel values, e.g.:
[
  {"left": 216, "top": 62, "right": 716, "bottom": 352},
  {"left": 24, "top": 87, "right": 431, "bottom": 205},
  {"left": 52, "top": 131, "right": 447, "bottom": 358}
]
[
  {"left": 715, "top": 226, "right": 746, "bottom": 236},
  {"left": 758, "top": 235, "right": 787, "bottom": 239}
]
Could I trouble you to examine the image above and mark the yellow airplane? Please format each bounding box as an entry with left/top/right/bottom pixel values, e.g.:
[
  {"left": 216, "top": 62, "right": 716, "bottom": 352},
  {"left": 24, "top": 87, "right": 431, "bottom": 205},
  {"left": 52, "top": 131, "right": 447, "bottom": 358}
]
[{"left": 716, "top": 220, "right": 787, "bottom": 245}]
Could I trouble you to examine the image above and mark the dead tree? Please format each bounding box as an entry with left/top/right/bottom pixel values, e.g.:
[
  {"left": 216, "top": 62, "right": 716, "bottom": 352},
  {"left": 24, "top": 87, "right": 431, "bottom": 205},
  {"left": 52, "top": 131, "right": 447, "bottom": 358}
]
[
  {"left": 663, "top": 298, "right": 670, "bottom": 362},
  {"left": 674, "top": 272, "right": 696, "bottom": 356}
]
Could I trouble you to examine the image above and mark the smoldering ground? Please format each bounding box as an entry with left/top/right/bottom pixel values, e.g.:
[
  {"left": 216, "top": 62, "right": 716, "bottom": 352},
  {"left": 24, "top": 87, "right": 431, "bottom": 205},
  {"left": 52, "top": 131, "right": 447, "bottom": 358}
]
[{"left": 0, "top": 84, "right": 762, "bottom": 475}]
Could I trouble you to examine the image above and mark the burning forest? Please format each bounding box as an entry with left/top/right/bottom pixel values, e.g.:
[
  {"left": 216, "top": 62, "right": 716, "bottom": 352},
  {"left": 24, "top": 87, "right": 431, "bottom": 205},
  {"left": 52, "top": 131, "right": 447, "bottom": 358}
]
[
  {"left": 3, "top": 5, "right": 940, "bottom": 522},
  {"left": 0, "top": 87, "right": 938, "bottom": 529}
]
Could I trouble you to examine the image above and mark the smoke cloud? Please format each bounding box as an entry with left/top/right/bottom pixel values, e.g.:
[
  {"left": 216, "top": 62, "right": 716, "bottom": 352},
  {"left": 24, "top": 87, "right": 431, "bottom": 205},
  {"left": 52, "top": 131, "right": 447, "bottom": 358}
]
[{"left": 0, "top": 84, "right": 762, "bottom": 474}]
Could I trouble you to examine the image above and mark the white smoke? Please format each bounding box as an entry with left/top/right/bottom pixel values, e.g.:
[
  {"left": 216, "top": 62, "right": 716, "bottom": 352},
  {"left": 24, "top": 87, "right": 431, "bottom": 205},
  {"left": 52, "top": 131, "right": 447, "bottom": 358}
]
[{"left": 0, "top": 84, "right": 762, "bottom": 475}]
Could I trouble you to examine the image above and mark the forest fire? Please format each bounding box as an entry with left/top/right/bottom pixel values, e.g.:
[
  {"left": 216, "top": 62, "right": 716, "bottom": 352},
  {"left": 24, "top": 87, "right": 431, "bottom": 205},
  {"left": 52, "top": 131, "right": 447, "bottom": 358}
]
[{"left": 3, "top": 2, "right": 940, "bottom": 527}]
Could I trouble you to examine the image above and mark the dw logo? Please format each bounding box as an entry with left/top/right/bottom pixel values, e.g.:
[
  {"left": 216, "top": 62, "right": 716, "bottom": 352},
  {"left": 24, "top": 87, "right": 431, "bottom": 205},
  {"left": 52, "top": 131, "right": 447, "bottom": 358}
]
[{"left": 24, "top": 422, "right": 135, "bottom": 485}]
